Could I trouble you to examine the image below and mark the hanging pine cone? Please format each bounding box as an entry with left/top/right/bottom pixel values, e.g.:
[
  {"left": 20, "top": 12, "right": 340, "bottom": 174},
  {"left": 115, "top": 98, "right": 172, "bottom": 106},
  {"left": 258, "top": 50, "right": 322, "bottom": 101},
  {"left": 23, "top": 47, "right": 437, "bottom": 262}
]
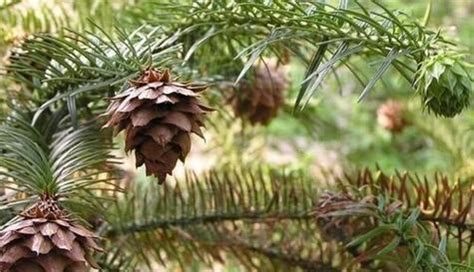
[
  {"left": 0, "top": 196, "right": 103, "bottom": 271},
  {"left": 376, "top": 100, "right": 407, "bottom": 133},
  {"left": 230, "top": 59, "right": 289, "bottom": 125},
  {"left": 103, "top": 68, "right": 212, "bottom": 183}
]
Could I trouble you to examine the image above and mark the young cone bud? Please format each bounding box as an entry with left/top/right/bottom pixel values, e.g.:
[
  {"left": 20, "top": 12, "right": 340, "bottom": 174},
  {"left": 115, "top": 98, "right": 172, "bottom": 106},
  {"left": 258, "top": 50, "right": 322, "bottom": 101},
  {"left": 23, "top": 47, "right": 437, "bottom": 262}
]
[
  {"left": 415, "top": 52, "right": 472, "bottom": 117},
  {"left": 231, "top": 59, "right": 289, "bottom": 125},
  {"left": 103, "top": 68, "right": 212, "bottom": 183},
  {"left": 0, "top": 196, "right": 103, "bottom": 272}
]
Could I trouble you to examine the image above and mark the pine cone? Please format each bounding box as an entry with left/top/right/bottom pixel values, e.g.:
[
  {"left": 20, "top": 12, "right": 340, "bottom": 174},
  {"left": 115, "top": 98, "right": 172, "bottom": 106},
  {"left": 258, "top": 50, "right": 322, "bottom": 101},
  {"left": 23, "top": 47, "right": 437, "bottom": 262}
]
[
  {"left": 0, "top": 196, "right": 102, "bottom": 272},
  {"left": 104, "top": 68, "right": 212, "bottom": 183},
  {"left": 415, "top": 52, "right": 472, "bottom": 117},
  {"left": 376, "top": 100, "right": 407, "bottom": 133},
  {"left": 231, "top": 59, "right": 288, "bottom": 125},
  {"left": 316, "top": 192, "right": 358, "bottom": 243}
]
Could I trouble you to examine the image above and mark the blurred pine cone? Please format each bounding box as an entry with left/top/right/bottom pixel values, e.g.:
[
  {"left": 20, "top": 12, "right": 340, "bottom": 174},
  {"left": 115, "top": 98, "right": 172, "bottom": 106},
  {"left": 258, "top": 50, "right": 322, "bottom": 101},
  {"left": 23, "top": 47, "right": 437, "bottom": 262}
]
[
  {"left": 376, "top": 100, "right": 407, "bottom": 133},
  {"left": 2, "top": 35, "right": 27, "bottom": 67},
  {"left": 415, "top": 52, "right": 472, "bottom": 117},
  {"left": 230, "top": 59, "right": 289, "bottom": 125},
  {"left": 104, "top": 68, "right": 212, "bottom": 183},
  {"left": 0, "top": 196, "right": 102, "bottom": 271},
  {"left": 316, "top": 192, "right": 357, "bottom": 243}
]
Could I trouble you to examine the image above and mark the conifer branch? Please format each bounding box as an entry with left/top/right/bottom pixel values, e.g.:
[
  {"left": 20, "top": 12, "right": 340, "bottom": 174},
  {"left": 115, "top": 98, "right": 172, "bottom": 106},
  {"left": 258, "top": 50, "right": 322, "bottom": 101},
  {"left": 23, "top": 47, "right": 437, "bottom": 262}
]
[
  {"left": 104, "top": 167, "right": 317, "bottom": 236},
  {"left": 0, "top": 109, "right": 118, "bottom": 215},
  {"left": 101, "top": 167, "right": 346, "bottom": 270},
  {"left": 316, "top": 168, "right": 473, "bottom": 266},
  {"left": 106, "top": 213, "right": 313, "bottom": 237},
  {"left": 4, "top": 0, "right": 471, "bottom": 121}
]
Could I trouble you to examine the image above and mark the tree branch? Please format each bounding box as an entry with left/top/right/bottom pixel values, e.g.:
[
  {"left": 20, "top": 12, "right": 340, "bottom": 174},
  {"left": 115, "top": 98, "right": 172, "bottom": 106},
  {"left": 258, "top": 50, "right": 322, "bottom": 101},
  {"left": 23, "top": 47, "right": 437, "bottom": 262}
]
[{"left": 105, "top": 212, "right": 313, "bottom": 237}]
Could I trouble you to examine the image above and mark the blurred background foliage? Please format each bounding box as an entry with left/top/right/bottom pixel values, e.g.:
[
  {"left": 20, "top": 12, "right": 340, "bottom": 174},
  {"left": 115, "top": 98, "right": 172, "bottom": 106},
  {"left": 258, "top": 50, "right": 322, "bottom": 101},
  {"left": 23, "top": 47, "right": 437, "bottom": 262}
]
[
  {"left": 250, "top": 0, "right": 474, "bottom": 178},
  {"left": 0, "top": 0, "right": 473, "bottom": 271}
]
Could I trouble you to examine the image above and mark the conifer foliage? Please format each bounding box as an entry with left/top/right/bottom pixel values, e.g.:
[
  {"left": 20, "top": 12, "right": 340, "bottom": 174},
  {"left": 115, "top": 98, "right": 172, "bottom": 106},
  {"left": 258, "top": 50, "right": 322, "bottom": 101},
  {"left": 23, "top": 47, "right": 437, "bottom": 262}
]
[{"left": 0, "top": 0, "right": 472, "bottom": 271}]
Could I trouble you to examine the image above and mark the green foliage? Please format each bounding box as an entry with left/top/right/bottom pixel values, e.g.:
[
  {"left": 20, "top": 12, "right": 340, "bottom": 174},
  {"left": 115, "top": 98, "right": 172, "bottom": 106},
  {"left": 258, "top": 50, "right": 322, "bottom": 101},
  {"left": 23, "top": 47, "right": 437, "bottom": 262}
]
[
  {"left": 317, "top": 168, "right": 473, "bottom": 270},
  {"left": 124, "top": 0, "right": 472, "bottom": 117},
  {"left": 4, "top": 26, "right": 184, "bottom": 125},
  {"left": 101, "top": 167, "right": 359, "bottom": 271},
  {"left": 0, "top": 110, "right": 117, "bottom": 216},
  {"left": 410, "top": 111, "right": 474, "bottom": 180},
  {"left": 3, "top": 0, "right": 471, "bottom": 122},
  {"left": 97, "top": 166, "right": 474, "bottom": 270}
]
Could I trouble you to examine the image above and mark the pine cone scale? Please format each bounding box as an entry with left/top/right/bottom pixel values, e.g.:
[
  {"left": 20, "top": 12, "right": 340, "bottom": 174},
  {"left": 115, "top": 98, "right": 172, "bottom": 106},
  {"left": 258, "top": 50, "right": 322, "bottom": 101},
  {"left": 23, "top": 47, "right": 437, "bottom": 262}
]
[
  {"left": 0, "top": 246, "right": 32, "bottom": 263},
  {"left": 35, "top": 254, "right": 74, "bottom": 272},
  {"left": 137, "top": 88, "right": 162, "bottom": 100},
  {"left": 173, "top": 102, "right": 207, "bottom": 114},
  {"left": 51, "top": 228, "right": 75, "bottom": 251},
  {"left": 139, "top": 139, "right": 170, "bottom": 160},
  {"left": 0, "top": 233, "right": 20, "bottom": 248},
  {"left": 173, "top": 132, "right": 191, "bottom": 160},
  {"left": 117, "top": 97, "right": 144, "bottom": 113},
  {"left": 145, "top": 125, "right": 175, "bottom": 145},
  {"left": 130, "top": 107, "right": 165, "bottom": 127},
  {"left": 24, "top": 233, "right": 53, "bottom": 254},
  {"left": 3, "top": 220, "right": 34, "bottom": 233},
  {"left": 17, "top": 226, "right": 36, "bottom": 235},
  {"left": 155, "top": 95, "right": 178, "bottom": 104},
  {"left": 40, "top": 222, "right": 59, "bottom": 236},
  {"left": 64, "top": 242, "right": 87, "bottom": 262},
  {"left": 161, "top": 112, "right": 193, "bottom": 131}
]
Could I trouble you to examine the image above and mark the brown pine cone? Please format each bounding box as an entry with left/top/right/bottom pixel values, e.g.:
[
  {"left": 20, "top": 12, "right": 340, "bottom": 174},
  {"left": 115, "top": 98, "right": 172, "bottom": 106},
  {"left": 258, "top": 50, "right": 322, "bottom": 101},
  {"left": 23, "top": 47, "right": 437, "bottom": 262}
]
[
  {"left": 103, "top": 68, "right": 212, "bottom": 183},
  {"left": 0, "top": 196, "right": 103, "bottom": 272},
  {"left": 231, "top": 59, "right": 289, "bottom": 125}
]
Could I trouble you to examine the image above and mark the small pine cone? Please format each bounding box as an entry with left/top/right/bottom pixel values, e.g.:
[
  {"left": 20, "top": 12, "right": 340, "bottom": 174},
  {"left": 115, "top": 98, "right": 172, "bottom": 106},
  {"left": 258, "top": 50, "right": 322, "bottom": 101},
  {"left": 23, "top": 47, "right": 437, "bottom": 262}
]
[
  {"left": 231, "top": 59, "right": 289, "bottom": 125},
  {"left": 377, "top": 100, "right": 407, "bottom": 133},
  {"left": 0, "top": 196, "right": 103, "bottom": 272},
  {"left": 415, "top": 52, "right": 471, "bottom": 117},
  {"left": 104, "top": 68, "right": 212, "bottom": 183}
]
